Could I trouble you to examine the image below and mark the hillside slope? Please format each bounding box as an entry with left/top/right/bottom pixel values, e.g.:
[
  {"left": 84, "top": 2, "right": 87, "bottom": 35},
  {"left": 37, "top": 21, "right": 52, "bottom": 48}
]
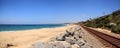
[{"left": 82, "top": 10, "right": 120, "bottom": 34}]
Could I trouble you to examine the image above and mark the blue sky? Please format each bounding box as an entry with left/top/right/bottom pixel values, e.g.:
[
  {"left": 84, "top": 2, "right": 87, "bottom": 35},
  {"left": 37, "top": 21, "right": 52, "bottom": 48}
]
[{"left": 0, "top": 0, "right": 120, "bottom": 24}]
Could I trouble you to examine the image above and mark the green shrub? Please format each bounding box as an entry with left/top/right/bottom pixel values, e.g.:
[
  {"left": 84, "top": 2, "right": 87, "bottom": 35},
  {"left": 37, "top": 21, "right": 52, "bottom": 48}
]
[{"left": 111, "top": 26, "right": 120, "bottom": 34}]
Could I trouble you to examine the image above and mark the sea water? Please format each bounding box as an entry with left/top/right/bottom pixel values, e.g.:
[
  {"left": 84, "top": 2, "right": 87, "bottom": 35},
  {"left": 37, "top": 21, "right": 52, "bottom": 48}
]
[{"left": 0, "top": 24, "right": 65, "bottom": 32}]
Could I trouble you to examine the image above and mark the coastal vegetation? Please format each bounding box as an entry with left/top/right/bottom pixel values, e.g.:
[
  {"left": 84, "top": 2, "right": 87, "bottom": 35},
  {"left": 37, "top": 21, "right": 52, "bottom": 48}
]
[{"left": 81, "top": 10, "right": 120, "bottom": 34}]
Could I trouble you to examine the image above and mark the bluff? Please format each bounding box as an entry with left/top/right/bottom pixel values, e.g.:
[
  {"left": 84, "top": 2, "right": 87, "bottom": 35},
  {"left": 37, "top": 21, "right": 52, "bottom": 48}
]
[{"left": 81, "top": 10, "right": 120, "bottom": 34}]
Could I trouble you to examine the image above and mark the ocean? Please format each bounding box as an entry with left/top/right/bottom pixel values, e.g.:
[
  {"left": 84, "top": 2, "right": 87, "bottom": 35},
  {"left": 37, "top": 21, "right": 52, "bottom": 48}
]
[{"left": 0, "top": 24, "right": 65, "bottom": 32}]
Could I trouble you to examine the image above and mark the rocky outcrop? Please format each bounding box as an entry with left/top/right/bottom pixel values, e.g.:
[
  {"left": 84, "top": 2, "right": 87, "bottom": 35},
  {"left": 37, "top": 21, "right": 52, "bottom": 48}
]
[{"left": 32, "top": 26, "right": 92, "bottom": 48}]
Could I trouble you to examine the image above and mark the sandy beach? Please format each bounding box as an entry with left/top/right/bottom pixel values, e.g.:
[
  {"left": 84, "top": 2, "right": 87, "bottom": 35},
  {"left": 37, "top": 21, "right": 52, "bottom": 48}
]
[{"left": 0, "top": 25, "right": 75, "bottom": 48}]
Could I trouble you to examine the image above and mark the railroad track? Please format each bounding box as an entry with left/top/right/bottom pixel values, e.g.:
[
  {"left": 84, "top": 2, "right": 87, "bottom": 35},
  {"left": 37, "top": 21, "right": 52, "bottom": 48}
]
[{"left": 81, "top": 25, "right": 120, "bottom": 48}]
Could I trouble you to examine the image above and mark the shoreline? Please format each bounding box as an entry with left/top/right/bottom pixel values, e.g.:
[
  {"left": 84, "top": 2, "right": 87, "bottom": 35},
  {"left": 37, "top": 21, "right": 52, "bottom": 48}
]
[
  {"left": 0, "top": 25, "right": 67, "bottom": 32},
  {"left": 0, "top": 25, "right": 75, "bottom": 48}
]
